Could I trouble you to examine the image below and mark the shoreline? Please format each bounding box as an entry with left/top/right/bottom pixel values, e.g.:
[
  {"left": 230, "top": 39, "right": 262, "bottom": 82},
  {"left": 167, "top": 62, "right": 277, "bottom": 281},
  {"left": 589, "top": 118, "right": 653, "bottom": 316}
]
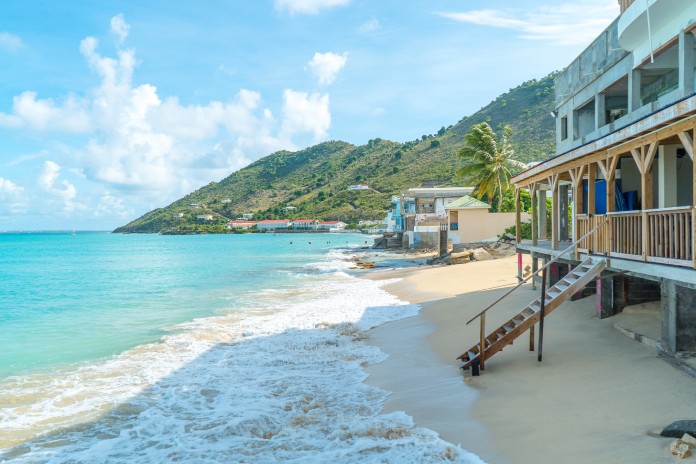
[{"left": 364, "top": 254, "right": 696, "bottom": 463}]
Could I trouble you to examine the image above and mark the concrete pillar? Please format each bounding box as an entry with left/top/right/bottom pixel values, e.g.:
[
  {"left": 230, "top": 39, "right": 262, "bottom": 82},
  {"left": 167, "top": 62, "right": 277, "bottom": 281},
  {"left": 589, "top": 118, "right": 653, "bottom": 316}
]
[
  {"left": 538, "top": 190, "right": 547, "bottom": 240},
  {"left": 658, "top": 145, "right": 678, "bottom": 208},
  {"left": 595, "top": 93, "right": 606, "bottom": 129},
  {"left": 679, "top": 30, "right": 695, "bottom": 97},
  {"left": 661, "top": 280, "right": 678, "bottom": 353},
  {"left": 629, "top": 68, "right": 642, "bottom": 112},
  {"left": 559, "top": 185, "right": 569, "bottom": 241}
]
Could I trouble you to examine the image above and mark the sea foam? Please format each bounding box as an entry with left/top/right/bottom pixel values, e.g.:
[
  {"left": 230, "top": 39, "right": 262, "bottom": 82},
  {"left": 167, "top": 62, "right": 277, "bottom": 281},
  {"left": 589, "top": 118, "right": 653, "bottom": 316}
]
[{"left": 1, "top": 254, "right": 484, "bottom": 463}]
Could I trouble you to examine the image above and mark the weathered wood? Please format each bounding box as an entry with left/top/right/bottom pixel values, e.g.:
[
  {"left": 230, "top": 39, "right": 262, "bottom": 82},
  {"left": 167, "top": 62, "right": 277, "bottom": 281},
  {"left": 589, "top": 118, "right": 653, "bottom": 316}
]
[
  {"left": 480, "top": 312, "right": 486, "bottom": 371},
  {"left": 515, "top": 188, "right": 522, "bottom": 244},
  {"left": 538, "top": 266, "right": 547, "bottom": 363},
  {"left": 531, "top": 185, "right": 538, "bottom": 245}
]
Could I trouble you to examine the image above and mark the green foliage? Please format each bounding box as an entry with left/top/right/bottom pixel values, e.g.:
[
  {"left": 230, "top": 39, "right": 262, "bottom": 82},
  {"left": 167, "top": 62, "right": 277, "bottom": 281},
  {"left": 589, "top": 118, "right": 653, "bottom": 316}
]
[{"left": 114, "top": 72, "right": 558, "bottom": 233}]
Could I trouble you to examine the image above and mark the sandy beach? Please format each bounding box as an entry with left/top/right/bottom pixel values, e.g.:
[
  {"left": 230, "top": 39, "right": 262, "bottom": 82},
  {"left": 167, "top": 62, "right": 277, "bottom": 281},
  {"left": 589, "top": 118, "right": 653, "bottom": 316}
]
[{"left": 365, "top": 255, "right": 696, "bottom": 463}]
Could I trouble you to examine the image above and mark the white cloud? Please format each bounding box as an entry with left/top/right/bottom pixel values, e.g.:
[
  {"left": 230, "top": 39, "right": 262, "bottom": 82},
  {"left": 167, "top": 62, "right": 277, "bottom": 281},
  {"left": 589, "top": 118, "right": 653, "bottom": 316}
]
[
  {"left": 306, "top": 52, "right": 347, "bottom": 86},
  {"left": 280, "top": 90, "right": 330, "bottom": 143},
  {"left": 0, "top": 32, "right": 24, "bottom": 53},
  {"left": 110, "top": 14, "right": 130, "bottom": 44},
  {"left": 358, "top": 19, "right": 380, "bottom": 34},
  {"left": 0, "top": 177, "right": 27, "bottom": 216},
  {"left": 438, "top": 1, "right": 619, "bottom": 45},
  {"left": 275, "top": 0, "right": 350, "bottom": 15},
  {"left": 0, "top": 15, "right": 335, "bottom": 218},
  {"left": 38, "top": 161, "right": 78, "bottom": 212}
]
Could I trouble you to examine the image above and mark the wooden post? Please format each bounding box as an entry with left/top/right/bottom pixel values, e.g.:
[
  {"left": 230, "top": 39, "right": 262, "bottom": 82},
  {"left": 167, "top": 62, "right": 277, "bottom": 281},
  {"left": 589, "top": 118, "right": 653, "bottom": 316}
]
[
  {"left": 515, "top": 188, "right": 522, "bottom": 244},
  {"left": 640, "top": 144, "right": 654, "bottom": 261},
  {"left": 587, "top": 164, "right": 596, "bottom": 216},
  {"left": 529, "top": 324, "right": 535, "bottom": 351},
  {"left": 692, "top": 129, "right": 696, "bottom": 269},
  {"left": 531, "top": 184, "right": 538, "bottom": 246},
  {"left": 538, "top": 266, "right": 547, "bottom": 363},
  {"left": 531, "top": 255, "right": 538, "bottom": 290},
  {"left": 480, "top": 312, "right": 486, "bottom": 371},
  {"left": 550, "top": 175, "right": 560, "bottom": 250}
]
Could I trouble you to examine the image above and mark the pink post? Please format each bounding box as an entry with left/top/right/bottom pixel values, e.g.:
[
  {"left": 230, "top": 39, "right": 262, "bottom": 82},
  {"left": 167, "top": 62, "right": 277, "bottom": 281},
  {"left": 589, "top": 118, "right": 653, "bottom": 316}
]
[{"left": 517, "top": 253, "right": 523, "bottom": 282}]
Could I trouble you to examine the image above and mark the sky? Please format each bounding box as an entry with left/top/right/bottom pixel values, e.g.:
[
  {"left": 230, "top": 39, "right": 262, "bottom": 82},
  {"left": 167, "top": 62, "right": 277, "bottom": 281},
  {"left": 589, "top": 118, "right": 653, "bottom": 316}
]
[{"left": 0, "top": 0, "right": 619, "bottom": 231}]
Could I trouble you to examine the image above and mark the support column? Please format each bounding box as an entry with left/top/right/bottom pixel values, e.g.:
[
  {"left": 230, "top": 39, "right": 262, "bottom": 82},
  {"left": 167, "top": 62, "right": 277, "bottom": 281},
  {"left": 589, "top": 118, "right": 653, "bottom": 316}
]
[
  {"left": 661, "top": 280, "right": 678, "bottom": 353},
  {"left": 531, "top": 186, "right": 538, "bottom": 246},
  {"left": 515, "top": 188, "right": 521, "bottom": 244},
  {"left": 658, "top": 145, "right": 678, "bottom": 208},
  {"left": 629, "top": 68, "right": 642, "bottom": 112},
  {"left": 679, "top": 30, "right": 695, "bottom": 97},
  {"left": 538, "top": 189, "right": 547, "bottom": 241},
  {"left": 550, "top": 176, "right": 560, "bottom": 250},
  {"left": 595, "top": 93, "right": 606, "bottom": 129},
  {"left": 559, "top": 184, "right": 569, "bottom": 242},
  {"left": 587, "top": 164, "right": 596, "bottom": 215}
]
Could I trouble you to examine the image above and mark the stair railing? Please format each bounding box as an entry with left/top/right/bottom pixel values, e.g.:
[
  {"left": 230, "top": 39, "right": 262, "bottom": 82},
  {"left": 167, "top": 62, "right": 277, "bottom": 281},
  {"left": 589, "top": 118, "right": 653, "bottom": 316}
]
[{"left": 465, "top": 217, "right": 608, "bottom": 370}]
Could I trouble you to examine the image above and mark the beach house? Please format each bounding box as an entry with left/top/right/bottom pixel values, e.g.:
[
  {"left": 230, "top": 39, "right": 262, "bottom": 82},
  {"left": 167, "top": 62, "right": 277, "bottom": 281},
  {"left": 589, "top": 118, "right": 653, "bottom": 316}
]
[
  {"left": 291, "top": 219, "right": 317, "bottom": 230},
  {"left": 445, "top": 195, "right": 524, "bottom": 245},
  {"left": 317, "top": 221, "right": 346, "bottom": 231},
  {"left": 256, "top": 219, "right": 290, "bottom": 231},
  {"left": 479, "top": 0, "right": 696, "bottom": 371}
]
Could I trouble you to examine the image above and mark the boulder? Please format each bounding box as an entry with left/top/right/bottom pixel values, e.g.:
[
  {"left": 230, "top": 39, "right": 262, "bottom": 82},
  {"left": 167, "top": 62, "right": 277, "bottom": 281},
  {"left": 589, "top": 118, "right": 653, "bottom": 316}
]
[
  {"left": 661, "top": 421, "right": 696, "bottom": 438},
  {"left": 471, "top": 248, "right": 493, "bottom": 261}
]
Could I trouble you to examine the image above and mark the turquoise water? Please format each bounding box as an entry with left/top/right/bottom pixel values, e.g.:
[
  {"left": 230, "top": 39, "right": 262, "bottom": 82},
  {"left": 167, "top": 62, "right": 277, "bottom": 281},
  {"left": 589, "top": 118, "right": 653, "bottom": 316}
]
[{"left": 0, "top": 232, "right": 367, "bottom": 378}]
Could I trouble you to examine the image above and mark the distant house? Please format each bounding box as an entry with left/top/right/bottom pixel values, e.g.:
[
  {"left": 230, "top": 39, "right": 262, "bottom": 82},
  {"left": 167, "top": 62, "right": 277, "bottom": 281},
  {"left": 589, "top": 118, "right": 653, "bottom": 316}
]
[
  {"left": 318, "top": 221, "right": 346, "bottom": 230},
  {"left": 257, "top": 219, "right": 290, "bottom": 231},
  {"left": 189, "top": 203, "right": 201, "bottom": 208},
  {"left": 445, "top": 195, "right": 528, "bottom": 244},
  {"left": 226, "top": 220, "right": 256, "bottom": 230},
  {"left": 222, "top": 198, "right": 232, "bottom": 203},
  {"left": 347, "top": 184, "right": 370, "bottom": 190},
  {"left": 241, "top": 213, "right": 254, "bottom": 220},
  {"left": 197, "top": 214, "right": 214, "bottom": 221},
  {"left": 282, "top": 206, "right": 297, "bottom": 212},
  {"left": 172, "top": 212, "right": 184, "bottom": 218},
  {"left": 292, "top": 219, "right": 317, "bottom": 230}
]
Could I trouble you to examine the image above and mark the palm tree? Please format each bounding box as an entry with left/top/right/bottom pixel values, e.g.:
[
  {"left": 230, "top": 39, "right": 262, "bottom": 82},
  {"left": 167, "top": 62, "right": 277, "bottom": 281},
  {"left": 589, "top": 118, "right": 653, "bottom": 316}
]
[{"left": 457, "top": 122, "right": 527, "bottom": 211}]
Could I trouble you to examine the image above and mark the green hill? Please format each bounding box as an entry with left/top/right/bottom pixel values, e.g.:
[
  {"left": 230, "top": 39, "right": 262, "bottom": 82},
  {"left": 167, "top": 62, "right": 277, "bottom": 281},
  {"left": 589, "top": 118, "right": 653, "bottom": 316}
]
[{"left": 114, "top": 72, "right": 557, "bottom": 233}]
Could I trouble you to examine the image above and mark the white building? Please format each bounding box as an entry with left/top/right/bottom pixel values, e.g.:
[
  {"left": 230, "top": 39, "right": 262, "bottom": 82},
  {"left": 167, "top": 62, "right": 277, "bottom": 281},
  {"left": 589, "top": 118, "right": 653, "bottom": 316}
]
[{"left": 256, "top": 219, "right": 290, "bottom": 231}]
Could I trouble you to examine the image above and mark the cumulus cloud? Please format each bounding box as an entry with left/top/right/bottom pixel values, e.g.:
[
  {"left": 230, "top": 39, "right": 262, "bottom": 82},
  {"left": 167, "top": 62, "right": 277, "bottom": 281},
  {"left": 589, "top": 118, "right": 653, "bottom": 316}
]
[
  {"left": 38, "top": 161, "right": 78, "bottom": 212},
  {"left": 275, "top": 0, "right": 350, "bottom": 15},
  {"left": 0, "top": 177, "right": 27, "bottom": 215},
  {"left": 110, "top": 14, "right": 130, "bottom": 44},
  {"left": 280, "top": 90, "right": 330, "bottom": 143},
  {"left": 438, "top": 1, "right": 618, "bottom": 45},
  {"left": 0, "top": 32, "right": 24, "bottom": 53},
  {"left": 306, "top": 52, "right": 347, "bottom": 86},
  {"left": 0, "top": 14, "right": 336, "bottom": 219}
]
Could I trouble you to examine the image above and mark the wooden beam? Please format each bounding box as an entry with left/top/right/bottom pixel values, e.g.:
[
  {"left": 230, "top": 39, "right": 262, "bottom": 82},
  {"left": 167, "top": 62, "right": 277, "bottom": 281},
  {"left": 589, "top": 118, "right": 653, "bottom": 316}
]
[
  {"left": 630, "top": 148, "right": 644, "bottom": 175},
  {"left": 515, "top": 188, "right": 522, "bottom": 244},
  {"left": 587, "top": 164, "right": 596, "bottom": 215},
  {"left": 607, "top": 155, "right": 621, "bottom": 181},
  {"left": 597, "top": 159, "right": 608, "bottom": 180},
  {"left": 550, "top": 174, "right": 560, "bottom": 250},
  {"left": 678, "top": 130, "right": 694, "bottom": 160},
  {"left": 531, "top": 185, "right": 538, "bottom": 245},
  {"left": 644, "top": 141, "right": 659, "bottom": 173}
]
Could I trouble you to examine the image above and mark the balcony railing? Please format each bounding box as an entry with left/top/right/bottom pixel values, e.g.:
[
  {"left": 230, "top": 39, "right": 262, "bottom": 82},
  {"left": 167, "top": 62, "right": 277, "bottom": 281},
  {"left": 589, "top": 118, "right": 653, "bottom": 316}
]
[
  {"left": 646, "top": 207, "right": 693, "bottom": 265},
  {"left": 608, "top": 210, "right": 642, "bottom": 258},
  {"left": 576, "top": 214, "right": 610, "bottom": 254}
]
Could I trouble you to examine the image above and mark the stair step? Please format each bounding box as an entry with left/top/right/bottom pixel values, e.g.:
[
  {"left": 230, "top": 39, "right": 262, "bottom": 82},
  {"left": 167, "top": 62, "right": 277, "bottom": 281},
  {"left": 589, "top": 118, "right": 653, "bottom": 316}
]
[
  {"left": 467, "top": 351, "right": 477, "bottom": 361},
  {"left": 503, "top": 324, "right": 514, "bottom": 333},
  {"left": 521, "top": 308, "right": 535, "bottom": 317},
  {"left": 496, "top": 332, "right": 505, "bottom": 340}
]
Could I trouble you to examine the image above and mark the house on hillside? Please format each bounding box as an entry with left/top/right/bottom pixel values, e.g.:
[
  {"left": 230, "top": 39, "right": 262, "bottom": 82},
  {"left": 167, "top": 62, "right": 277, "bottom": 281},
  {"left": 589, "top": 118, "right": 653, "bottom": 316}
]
[
  {"left": 291, "top": 219, "right": 317, "bottom": 230},
  {"left": 509, "top": 0, "right": 696, "bottom": 361},
  {"left": 196, "top": 214, "right": 214, "bottom": 221},
  {"left": 445, "top": 195, "right": 525, "bottom": 244},
  {"left": 347, "top": 184, "right": 370, "bottom": 190},
  {"left": 257, "top": 219, "right": 290, "bottom": 231}
]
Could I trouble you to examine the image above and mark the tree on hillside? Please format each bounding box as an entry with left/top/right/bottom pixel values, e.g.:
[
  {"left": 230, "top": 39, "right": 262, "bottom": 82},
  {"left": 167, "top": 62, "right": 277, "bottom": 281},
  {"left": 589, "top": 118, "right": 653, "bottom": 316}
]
[{"left": 457, "top": 122, "right": 527, "bottom": 211}]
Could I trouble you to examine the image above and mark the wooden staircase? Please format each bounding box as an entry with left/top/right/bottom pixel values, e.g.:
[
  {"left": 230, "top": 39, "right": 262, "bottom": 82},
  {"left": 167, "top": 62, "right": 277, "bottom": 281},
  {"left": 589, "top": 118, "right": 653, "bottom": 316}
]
[{"left": 458, "top": 257, "right": 606, "bottom": 370}]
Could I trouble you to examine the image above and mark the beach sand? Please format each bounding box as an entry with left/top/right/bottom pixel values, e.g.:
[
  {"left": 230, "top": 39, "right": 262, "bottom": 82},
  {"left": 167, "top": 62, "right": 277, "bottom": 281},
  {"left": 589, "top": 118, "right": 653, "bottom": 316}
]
[{"left": 365, "top": 255, "right": 696, "bottom": 463}]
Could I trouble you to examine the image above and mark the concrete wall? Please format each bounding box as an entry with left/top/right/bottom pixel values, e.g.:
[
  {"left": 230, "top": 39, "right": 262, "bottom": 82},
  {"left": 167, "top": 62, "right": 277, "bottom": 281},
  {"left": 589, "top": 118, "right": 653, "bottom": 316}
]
[
  {"left": 600, "top": 274, "right": 661, "bottom": 318},
  {"left": 447, "top": 209, "right": 528, "bottom": 244},
  {"left": 662, "top": 281, "right": 696, "bottom": 352}
]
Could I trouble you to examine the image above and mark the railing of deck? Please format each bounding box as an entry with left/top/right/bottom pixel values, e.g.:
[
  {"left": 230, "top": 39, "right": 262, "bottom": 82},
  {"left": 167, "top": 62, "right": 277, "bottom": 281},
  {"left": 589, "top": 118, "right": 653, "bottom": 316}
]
[
  {"left": 608, "top": 211, "right": 642, "bottom": 258},
  {"left": 576, "top": 214, "right": 589, "bottom": 251},
  {"left": 576, "top": 214, "right": 609, "bottom": 254},
  {"left": 646, "top": 207, "right": 693, "bottom": 264}
]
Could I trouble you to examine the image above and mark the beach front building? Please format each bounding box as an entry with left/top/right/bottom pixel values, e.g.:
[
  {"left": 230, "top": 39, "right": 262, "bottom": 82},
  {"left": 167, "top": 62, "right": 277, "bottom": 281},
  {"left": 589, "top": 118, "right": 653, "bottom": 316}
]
[
  {"left": 347, "top": 184, "right": 370, "bottom": 190},
  {"left": 257, "top": 219, "right": 290, "bottom": 232},
  {"left": 403, "top": 187, "right": 474, "bottom": 248},
  {"left": 291, "top": 219, "right": 318, "bottom": 230},
  {"left": 385, "top": 195, "right": 416, "bottom": 232},
  {"left": 445, "top": 195, "right": 525, "bottom": 245},
  {"left": 226, "top": 220, "right": 257, "bottom": 230},
  {"left": 318, "top": 221, "right": 347, "bottom": 231},
  {"left": 509, "top": 0, "right": 696, "bottom": 361}
]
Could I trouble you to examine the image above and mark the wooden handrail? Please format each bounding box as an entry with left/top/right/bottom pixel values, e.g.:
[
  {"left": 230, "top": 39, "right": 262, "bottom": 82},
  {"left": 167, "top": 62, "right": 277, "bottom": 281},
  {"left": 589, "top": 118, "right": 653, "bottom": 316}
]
[{"left": 465, "top": 217, "right": 608, "bottom": 326}]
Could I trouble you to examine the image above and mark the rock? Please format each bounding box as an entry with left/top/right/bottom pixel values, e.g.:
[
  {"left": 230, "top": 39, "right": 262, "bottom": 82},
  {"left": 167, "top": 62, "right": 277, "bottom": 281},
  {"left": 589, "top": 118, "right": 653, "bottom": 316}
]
[
  {"left": 669, "top": 439, "right": 692, "bottom": 459},
  {"left": 683, "top": 434, "right": 696, "bottom": 447},
  {"left": 471, "top": 248, "right": 493, "bottom": 261},
  {"left": 661, "top": 421, "right": 696, "bottom": 438}
]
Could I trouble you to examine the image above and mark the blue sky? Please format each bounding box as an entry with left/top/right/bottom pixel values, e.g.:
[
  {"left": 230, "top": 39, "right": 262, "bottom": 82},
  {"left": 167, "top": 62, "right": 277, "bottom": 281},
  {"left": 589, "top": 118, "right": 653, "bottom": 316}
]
[{"left": 0, "top": 0, "right": 619, "bottom": 230}]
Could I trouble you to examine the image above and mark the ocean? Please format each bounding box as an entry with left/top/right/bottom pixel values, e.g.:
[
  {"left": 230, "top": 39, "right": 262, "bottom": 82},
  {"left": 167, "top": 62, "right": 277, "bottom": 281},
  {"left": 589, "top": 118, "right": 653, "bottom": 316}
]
[{"left": 0, "top": 232, "right": 483, "bottom": 463}]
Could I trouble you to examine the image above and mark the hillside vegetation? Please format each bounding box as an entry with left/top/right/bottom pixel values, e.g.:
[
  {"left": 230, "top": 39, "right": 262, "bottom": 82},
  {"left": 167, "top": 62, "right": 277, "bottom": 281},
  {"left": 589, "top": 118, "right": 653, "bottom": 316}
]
[{"left": 114, "top": 72, "right": 557, "bottom": 233}]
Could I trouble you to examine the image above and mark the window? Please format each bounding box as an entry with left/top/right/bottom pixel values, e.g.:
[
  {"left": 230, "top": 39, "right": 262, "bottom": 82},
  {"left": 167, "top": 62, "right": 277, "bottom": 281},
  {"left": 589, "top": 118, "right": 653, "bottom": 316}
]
[{"left": 560, "top": 116, "right": 568, "bottom": 141}]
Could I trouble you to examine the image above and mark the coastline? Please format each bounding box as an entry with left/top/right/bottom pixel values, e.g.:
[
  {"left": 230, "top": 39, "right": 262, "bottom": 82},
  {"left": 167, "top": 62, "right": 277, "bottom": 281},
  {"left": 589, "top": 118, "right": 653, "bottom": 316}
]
[{"left": 365, "top": 254, "right": 696, "bottom": 463}]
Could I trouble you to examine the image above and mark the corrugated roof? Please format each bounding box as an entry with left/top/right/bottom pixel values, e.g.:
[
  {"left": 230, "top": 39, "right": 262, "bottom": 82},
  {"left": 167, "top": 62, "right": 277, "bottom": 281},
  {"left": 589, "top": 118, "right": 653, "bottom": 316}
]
[{"left": 445, "top": 195, "right": 491, "bottom": 209}]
